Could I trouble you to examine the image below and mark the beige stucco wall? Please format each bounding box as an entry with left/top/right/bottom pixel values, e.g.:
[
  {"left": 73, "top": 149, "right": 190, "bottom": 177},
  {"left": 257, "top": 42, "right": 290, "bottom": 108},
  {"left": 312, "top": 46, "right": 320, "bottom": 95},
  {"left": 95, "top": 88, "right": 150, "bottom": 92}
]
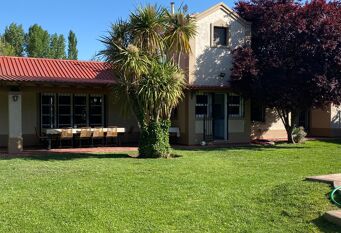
[
  {"left": 22, "top": 91, "right": 39, "bottom": 146},
  {"left": 251, "top": 108, "right": 287, "bottom": 141},
  {"left": 171, "top": 92, "right": 189, "bottom": 145},
  {"left": 331, "top": 105, "right": 341, "bottom": 129},
  {"left": 106, "top": 93, "right": 139, "bottom": 143},
  {"left": 330, "top": 104, "right": 341, "bottom": 137},
  {"left": 310, "top": 106, "right": 332, "bottom": 137},
  {"left": 229, "top": 99, "right": 251, "bottom": 143},
  {"left": 189, "top": 8, "right": 250, "bottom": 87}
]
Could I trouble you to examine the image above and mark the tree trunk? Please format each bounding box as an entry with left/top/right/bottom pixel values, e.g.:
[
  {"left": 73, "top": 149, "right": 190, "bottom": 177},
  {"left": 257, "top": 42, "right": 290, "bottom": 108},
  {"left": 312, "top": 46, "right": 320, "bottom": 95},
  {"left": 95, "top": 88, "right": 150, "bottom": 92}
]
[
  {"left": 138, "top": 119, "right": 171, "bottom": 158},
  {"left": 276, "top": 108, "right": 295, "bottom": 143},
  {"left": 286, "top": 127, "right": 294, "bottom": 143}
]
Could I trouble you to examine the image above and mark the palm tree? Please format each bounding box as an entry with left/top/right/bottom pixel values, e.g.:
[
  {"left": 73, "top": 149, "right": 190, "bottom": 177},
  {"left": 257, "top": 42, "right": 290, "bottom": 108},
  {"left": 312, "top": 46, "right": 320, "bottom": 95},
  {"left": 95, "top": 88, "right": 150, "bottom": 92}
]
[
  {"left": 100, "top": 4, "right": 196, "bottom": 158},
  {"left": 164, "top": 7, "right": 197, "bottom": 65}
]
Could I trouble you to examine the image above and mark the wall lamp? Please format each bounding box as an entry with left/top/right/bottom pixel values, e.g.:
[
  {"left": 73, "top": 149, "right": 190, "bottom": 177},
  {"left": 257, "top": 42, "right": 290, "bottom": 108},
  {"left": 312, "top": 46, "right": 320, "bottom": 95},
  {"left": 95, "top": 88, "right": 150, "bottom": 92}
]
[{"left": 12, "top": 95, "right": 19, "bottom": 102}]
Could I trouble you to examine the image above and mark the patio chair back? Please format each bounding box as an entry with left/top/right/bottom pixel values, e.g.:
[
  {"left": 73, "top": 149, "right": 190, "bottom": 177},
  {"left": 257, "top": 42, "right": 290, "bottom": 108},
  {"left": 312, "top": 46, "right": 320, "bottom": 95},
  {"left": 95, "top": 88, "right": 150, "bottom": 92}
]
[
  {"left": 93, "top": 128, "right": 104, "bottom": 138},
  {"left": 80, "top": 127, "right": 92, "bottom": 138},
  {"left": 60, "top": 128, "right": 73, "bottom": 139},
  {"left": 106, "top": 126, "right": 118, "bottom": 138}
]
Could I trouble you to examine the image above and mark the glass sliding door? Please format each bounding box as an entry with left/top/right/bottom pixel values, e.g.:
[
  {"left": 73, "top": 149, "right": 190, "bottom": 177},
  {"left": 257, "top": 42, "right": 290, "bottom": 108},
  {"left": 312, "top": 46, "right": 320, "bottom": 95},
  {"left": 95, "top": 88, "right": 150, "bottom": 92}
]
[
  {"left": 41, "top": 94, "right": 56, "bottom": 129},
  {"left": 73, "top": 94, "right": 88, "bottom": 128},
  {"left": 58, "top": 94, "right": 72, "bottom": 128},
  {"left": 89, "top": 95, "right": 104, "bottom": 127},
  {"left": 212, "top": 93, "right": 226, "bottom": 140},
  {"left": 40, "top": 93, "right": 106, "bottom": 129}
]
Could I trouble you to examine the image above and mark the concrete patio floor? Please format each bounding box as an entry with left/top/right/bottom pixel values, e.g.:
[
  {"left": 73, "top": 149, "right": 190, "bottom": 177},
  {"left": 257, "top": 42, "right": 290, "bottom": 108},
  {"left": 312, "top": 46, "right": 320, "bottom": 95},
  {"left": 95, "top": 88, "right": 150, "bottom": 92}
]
[{"left": 0, "top": 147, "right": 138, "bottom": 157}]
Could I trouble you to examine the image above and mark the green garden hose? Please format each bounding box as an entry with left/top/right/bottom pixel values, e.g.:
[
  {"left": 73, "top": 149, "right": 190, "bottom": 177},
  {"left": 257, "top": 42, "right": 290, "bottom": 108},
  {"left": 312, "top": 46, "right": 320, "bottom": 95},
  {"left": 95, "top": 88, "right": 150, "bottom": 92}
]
[{"left": 330, "top": 186, "right": 341, "bottom": 207}]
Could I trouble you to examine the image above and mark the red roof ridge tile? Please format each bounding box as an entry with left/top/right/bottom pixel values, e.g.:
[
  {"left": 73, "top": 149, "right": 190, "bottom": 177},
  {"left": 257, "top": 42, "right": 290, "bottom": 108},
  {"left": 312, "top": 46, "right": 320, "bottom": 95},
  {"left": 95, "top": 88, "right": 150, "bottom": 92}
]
[{"left": 0, "top": 55, "right": 107, "bottom": 64}]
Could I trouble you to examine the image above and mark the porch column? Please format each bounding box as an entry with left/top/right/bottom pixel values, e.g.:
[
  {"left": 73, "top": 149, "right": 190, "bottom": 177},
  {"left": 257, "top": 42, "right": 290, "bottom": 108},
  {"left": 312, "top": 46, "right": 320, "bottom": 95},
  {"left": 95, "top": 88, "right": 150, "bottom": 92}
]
[{"left": 8, "top": 92, "right": 23, "bottom": 153}]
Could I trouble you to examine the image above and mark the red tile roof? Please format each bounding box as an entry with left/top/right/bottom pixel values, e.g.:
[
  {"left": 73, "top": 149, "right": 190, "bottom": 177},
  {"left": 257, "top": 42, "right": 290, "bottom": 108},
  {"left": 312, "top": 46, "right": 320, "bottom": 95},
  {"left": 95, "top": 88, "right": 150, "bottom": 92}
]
[{"left": 0, "top": 56, "right": 116, "bottom": 85}]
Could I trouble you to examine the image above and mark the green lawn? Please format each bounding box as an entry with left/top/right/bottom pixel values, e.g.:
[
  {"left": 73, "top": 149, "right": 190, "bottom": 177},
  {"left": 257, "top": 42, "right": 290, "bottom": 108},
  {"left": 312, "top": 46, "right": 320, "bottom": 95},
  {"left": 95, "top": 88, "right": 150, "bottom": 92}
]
[{"left": 0, "top": 140, "right": 340, "bottom": 232}]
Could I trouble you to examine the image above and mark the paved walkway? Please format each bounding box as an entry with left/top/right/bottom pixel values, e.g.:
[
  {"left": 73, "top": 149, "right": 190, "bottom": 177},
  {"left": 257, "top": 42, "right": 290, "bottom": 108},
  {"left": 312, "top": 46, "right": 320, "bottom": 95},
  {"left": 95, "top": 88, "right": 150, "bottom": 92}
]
[{"left": 306, "top": 174, "right": 341, "bottom": 227}]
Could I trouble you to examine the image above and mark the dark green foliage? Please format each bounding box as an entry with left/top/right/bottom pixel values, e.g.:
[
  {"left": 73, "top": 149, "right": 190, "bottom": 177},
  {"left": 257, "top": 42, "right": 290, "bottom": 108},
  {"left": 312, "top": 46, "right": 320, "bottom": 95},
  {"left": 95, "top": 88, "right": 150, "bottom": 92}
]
[
  {"left": 3, "top": 23, "right": 25, "bottom": 56},
  {"left": 25, "top": 24, "right": 50, "bottom": 58},
  {"left": 49, "top": 33, "right": 66, "bottom": 59},
  {"left": 100, "top": 5, "right": 195, "bottom": 158},
  {"left": 139, "top": 120, "right": 171, "bottom": 158},
  {"left": 67, "top": 30, "right": 78, "bottom": 60},
  {"left": 1, "top": 23, "right": 77, "bottom": 59},
  {"left": 0, "top": 38, "right": 16, "bottom": 56}
]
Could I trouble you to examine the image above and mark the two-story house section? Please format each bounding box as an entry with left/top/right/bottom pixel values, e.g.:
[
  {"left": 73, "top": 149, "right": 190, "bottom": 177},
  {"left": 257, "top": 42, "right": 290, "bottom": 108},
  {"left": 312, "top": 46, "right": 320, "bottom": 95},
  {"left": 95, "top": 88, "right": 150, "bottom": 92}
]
[{"left": 173, "top": 2, "right": 253, "bottom": 145}]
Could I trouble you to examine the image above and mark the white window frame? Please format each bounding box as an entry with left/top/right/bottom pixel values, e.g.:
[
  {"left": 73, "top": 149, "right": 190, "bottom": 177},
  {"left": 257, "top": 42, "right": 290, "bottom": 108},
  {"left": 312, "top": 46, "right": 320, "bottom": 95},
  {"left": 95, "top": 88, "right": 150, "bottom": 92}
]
[
  {"left": 41, "top": 93, "right": 57, "bottom": 129},
  {"left": 195, "top": 94, "right": 210, "bottom": 119},
  {"left": 228, "top": 94, "right": 244, "bottom": 118}
]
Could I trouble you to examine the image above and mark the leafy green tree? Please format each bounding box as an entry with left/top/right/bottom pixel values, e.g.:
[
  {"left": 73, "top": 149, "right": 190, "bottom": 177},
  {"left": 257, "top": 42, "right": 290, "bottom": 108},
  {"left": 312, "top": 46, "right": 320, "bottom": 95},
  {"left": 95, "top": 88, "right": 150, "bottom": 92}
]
[
  {"left": 67, "top": 30, "right": 78, "bottom": 60},
  {"left": 49, "top": 33, "right": 66, "bottom": 59},
  {"left": 0, "top": 37, "right": 16, "bottom": 56},
  {"left": 25, "top": 24, "right": 50, "bottom": 58},
  {"left": 100, "top": 5, "right": 196, "bottom": 158},
  {"left": 3, "top": 23, "right": 25, "bottom": 56}
]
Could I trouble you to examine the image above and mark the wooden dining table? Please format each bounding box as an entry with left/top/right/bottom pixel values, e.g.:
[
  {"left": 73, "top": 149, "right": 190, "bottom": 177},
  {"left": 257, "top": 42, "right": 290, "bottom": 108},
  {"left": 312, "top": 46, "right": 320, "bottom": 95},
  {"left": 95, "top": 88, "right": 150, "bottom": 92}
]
[{"left": 43, "top": 127, "right": 180, "bottom": 150}]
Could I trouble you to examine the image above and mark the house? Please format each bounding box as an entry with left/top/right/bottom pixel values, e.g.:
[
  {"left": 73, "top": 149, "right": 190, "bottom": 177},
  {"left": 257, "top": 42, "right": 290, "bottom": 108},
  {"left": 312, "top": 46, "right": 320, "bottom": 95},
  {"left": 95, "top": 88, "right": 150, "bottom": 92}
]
[
  {"left": 0, "top": 2, "right": 340, "bottom": 153},
  {"left": 171, "top": 2, "right": 341, "bottom": 145}
]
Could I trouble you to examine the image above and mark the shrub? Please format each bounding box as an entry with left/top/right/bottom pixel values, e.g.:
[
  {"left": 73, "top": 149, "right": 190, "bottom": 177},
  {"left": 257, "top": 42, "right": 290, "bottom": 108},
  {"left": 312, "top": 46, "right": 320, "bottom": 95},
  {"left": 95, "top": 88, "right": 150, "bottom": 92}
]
[{"left": 292, "top": 127, "right": 307, "bottom": 144}]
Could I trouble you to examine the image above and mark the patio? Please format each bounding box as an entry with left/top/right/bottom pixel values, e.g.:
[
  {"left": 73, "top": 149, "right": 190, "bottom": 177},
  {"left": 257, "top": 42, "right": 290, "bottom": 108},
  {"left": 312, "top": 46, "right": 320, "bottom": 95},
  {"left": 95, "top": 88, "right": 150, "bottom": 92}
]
[{"left": 0, "top": 146, "right": 138, "bottom": 158}]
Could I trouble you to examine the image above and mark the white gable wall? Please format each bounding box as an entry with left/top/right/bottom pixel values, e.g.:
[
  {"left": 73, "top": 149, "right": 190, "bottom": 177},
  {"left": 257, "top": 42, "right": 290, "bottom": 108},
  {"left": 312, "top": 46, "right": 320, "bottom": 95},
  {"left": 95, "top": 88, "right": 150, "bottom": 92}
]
[{"left": 190, "top": 8, "right": 249, "bottom": 86}]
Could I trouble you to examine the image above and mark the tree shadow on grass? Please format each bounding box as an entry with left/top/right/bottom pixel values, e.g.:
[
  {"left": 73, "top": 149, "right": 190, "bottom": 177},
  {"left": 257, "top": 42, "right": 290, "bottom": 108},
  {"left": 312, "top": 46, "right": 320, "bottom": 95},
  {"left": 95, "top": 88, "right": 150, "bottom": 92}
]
[
  {"left": 173, "top": 144, "right": 306, "bottom": 152},
  {"left": 312, "top": 215, "right": 340, "bottom": 233},
  {"left": 312, "top": 139, "right": 341, "bottom": 146}
]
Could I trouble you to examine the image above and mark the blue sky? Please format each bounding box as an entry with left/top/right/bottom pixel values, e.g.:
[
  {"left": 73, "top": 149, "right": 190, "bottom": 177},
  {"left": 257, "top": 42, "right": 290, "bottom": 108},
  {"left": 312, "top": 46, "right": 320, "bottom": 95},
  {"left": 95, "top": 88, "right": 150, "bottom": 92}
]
[{"left": 0, "top": 0, "right": 235, "bottom": 60}]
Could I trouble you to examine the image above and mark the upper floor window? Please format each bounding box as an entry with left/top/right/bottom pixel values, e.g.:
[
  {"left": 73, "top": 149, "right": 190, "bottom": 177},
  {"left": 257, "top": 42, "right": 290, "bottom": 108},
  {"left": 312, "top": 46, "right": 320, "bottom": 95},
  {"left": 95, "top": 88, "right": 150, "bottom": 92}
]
[{"left": 213, "top": 26, "right": 228, "bottom": 47}]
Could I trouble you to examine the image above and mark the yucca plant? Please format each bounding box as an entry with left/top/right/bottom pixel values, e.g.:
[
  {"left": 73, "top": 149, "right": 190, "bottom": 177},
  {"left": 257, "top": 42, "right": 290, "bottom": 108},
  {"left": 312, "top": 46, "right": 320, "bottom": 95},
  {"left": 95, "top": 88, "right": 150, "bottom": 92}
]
[{"left": 100, "top": 4, "right": 196, "bottom": 158}]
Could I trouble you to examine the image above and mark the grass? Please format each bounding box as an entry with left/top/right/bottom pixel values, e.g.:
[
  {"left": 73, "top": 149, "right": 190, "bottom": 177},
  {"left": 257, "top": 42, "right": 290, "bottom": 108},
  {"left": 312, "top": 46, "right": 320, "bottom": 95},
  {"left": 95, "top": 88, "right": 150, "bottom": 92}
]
[{"left": 0, "top": 140, "right": 340, "bottom": 232}]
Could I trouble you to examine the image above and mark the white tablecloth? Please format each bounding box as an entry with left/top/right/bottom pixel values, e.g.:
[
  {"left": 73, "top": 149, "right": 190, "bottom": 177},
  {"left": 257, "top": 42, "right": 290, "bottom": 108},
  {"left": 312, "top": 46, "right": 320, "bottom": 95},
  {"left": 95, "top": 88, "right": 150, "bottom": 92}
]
[{"left": 45, "top": 127, "right": 180, "bottom": 137}]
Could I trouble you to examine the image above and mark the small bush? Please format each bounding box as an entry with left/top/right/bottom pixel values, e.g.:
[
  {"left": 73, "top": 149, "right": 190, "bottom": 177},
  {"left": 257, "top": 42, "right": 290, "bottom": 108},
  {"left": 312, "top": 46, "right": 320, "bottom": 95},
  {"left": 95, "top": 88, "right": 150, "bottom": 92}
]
[{"left": 292, "top": 127, "right": 307, "bottom": 144}]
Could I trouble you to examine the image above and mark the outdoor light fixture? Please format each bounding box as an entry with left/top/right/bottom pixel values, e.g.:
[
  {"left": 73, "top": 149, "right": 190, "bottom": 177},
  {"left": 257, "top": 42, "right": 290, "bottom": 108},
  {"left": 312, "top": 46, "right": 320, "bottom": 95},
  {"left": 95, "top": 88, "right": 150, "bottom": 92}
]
[
  {"left": 12, "top": 95, "right": 19, "bottom": 102},
  {"left": 219, "top": 72, "right": 226, "bottom": 78}
]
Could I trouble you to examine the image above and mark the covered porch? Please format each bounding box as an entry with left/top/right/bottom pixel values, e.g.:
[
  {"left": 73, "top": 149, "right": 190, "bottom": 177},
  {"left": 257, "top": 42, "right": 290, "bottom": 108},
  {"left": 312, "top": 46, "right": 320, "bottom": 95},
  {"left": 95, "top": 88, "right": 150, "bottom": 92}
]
[
  {"left": 0, "top": 56, "right": 142, "bottom": 153},
  {"left": 0, "top": 84, "right": 140, "bottom": 153}
]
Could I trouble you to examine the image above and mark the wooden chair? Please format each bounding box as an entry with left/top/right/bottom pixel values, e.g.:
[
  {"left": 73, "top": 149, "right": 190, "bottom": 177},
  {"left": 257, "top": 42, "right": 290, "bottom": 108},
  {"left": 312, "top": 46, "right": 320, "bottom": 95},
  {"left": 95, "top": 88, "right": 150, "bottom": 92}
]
[
  {"left": 35, "top": 127, "right": 49, "bottom": 148},
  {"left": 92, "top": 127, "right": 104, "bottom": 147},
  {"left": 78, "top": 127, "right": 92, "bottom": 147},
  {"left": 59, "top": 128, "right": 74, "bottom": 148},
  {"left": 106, "top": 126, "right": 118, "bottom": 146}
]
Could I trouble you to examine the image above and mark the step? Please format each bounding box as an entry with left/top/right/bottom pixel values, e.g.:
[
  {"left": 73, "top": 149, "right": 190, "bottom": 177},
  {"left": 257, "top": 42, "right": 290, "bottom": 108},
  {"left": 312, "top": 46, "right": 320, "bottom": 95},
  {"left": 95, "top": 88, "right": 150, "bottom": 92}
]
[
  {"left": 334, "top": 181, "right": 341, "bottom": 189},
  {"left": 324, "top": 210, "right": 341, "bottom": 226},
  {"left": 306, "top": 174, "right": 341, "bottom": 184}
]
